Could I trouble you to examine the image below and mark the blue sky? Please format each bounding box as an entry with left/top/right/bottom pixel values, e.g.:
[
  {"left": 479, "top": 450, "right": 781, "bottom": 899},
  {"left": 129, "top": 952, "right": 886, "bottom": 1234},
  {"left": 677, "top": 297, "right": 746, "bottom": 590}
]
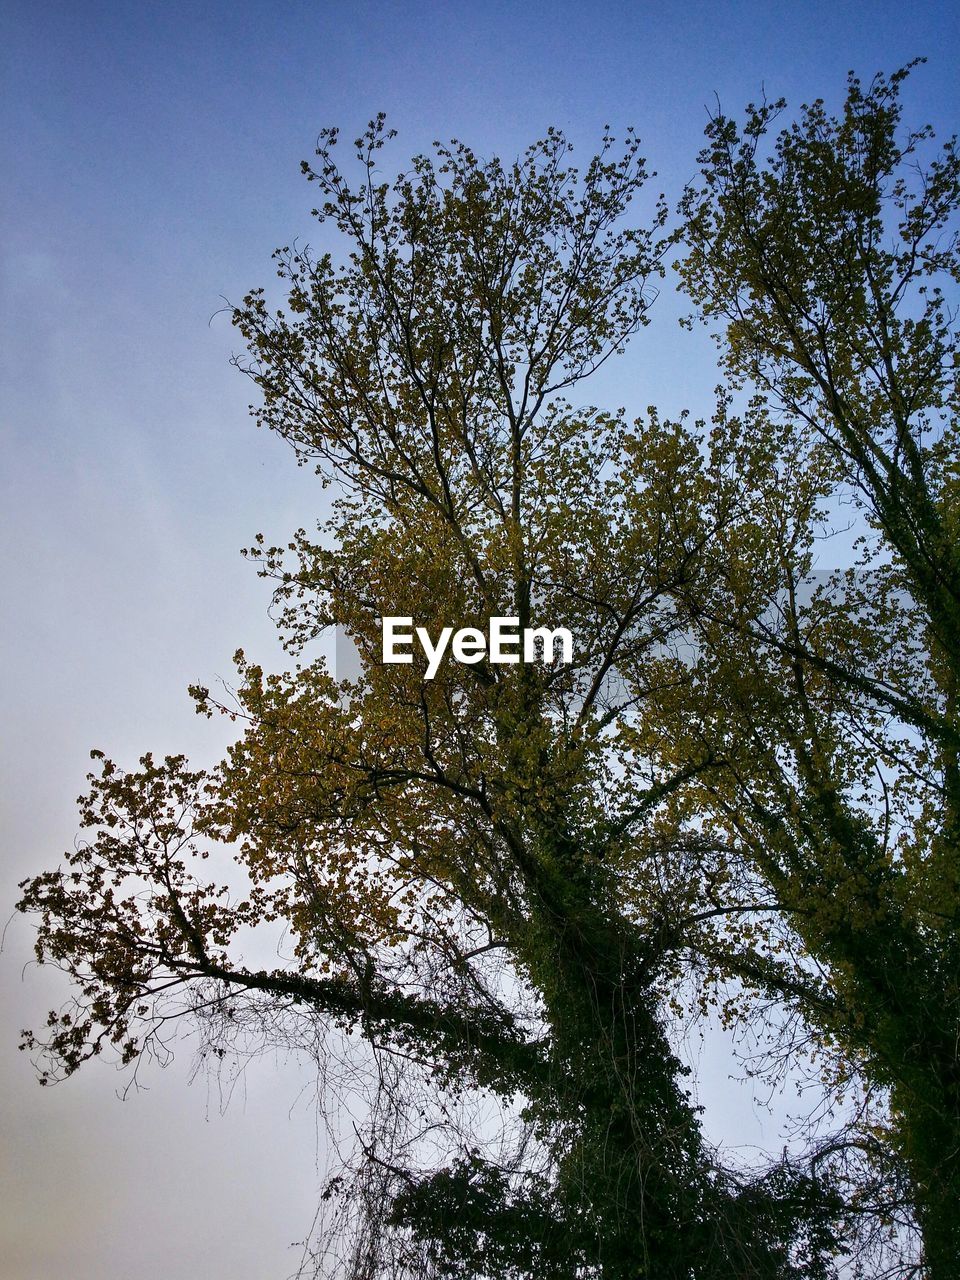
[{"left": 2, "top": 3, "right": 959, "bottom": 1276}]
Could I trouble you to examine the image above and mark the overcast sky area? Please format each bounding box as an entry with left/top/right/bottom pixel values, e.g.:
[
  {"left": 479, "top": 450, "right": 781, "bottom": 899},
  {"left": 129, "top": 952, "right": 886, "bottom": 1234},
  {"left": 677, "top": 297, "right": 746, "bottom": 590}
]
[{"left": 2, "top": 2, "right": 960, "bottom": 1277}]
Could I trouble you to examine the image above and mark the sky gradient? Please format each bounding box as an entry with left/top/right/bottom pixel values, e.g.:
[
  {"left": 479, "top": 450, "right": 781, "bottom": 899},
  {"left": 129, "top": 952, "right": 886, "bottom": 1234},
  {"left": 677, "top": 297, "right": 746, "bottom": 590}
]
[{"left": 3, "top": 2, "right": 960, "bottom": 1276}]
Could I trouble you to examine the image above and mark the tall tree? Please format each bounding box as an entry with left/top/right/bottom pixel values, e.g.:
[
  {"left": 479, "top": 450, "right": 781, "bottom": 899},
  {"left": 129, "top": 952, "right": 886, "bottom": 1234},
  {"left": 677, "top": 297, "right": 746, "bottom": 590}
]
[
  {"left": 666, "top": 63, "right": 960, "bottom": 1276},
  {"left": 18, "top": 122, "right": 841, "bottom": 1278}
]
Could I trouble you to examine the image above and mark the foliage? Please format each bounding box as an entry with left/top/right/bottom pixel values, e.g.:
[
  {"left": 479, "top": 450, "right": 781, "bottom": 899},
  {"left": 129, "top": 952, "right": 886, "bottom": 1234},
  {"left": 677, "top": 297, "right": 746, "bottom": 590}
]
[
  {"left": 668, "top": 62, "right": 960, "bottom": 1277},
  {"left": 18, "top": 72, "right": 960, "bottom": 1277}
]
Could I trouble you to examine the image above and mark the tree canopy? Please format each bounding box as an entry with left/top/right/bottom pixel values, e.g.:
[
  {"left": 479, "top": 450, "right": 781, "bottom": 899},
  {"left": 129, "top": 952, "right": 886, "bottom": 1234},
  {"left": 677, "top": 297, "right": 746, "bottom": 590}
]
[
  {"left": 672, "top": 63, "right": 960, "bottom": 1275},
  {"left": 18, "top": 67, "right": 960, "bottom": 1278}
]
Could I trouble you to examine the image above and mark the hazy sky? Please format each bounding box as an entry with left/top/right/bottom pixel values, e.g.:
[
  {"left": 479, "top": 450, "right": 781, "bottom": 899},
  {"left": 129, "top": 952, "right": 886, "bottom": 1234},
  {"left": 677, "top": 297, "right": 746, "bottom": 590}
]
[{"left": 3, "top": 2, "right": 959, "bottom": 1277}]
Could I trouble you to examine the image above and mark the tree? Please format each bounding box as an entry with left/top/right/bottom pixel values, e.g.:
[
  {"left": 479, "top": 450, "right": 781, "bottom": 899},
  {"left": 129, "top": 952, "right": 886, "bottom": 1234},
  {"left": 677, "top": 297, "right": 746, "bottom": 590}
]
[
  {"left": 644, "top": 63, "right": 960, "bottom": 1276},
  {"left": 17, "top": 120, "right": 847, "bottom": 1278}
]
